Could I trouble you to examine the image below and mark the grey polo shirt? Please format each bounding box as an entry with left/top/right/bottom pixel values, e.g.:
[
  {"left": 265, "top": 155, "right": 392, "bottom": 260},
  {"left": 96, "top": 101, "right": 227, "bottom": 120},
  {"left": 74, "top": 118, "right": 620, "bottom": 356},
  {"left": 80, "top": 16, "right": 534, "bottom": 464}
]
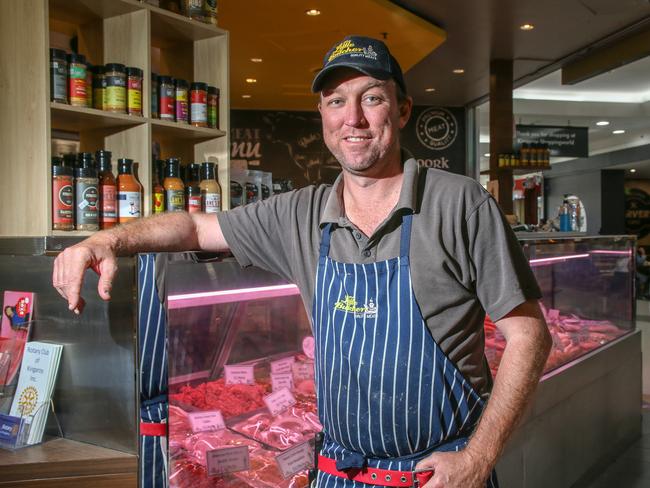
[{"left": 217, "top": 158, "right": 541, "bottom": 397}]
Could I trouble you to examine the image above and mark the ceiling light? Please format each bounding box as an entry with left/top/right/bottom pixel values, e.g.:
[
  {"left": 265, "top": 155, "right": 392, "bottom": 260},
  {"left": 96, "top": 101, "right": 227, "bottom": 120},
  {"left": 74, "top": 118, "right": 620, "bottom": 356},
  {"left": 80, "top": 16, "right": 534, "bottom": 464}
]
[
  {"left": 245, "top": 78, "right": 257, "bottom": 83},
  {"left": 250, "top": 58, "right": 263, "bottom": 63},
  {"left": 596, "top": 120, "right": 610, "bottom": 126},
  {"left": 425, "top": 87, "right": 436, "bottom": 92},
  {"left": 484, "top": 153, "right": 491, "bottom": 157},
  {"left": 242, "top": 94, "right": 251, "bottom": 99},
  {"left": 520, "top": 24, "right": 535, "bottom": 31},
  {"left": 612, "top": 129, "right": 626, "bottom": 134},
  {"left": 630, "top": 169, "right": 637, "bottom": 173},
  {"left": 452, "top": 68, "right": 465, "bottom": 74},
  {"left": 305, "top": 9, "right": 321, "bottom": 16}
]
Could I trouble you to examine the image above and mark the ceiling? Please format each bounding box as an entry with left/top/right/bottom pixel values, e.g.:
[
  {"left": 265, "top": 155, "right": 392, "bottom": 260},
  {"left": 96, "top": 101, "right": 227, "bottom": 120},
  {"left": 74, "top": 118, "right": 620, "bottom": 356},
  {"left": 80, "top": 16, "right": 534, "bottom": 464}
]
[{"left": 220, "top": 0, "right": 650, "bottom": 110}]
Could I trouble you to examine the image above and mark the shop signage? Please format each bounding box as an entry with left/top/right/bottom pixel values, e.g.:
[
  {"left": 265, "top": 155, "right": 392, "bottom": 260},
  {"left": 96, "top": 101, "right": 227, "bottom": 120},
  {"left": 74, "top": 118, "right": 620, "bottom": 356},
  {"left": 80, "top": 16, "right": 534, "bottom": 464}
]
[
  {"left": 625, "top": 187, "right": 650, "bottom": 239},
  {"left": 515, "top": 125, "right": 588, "bottom": 158}
]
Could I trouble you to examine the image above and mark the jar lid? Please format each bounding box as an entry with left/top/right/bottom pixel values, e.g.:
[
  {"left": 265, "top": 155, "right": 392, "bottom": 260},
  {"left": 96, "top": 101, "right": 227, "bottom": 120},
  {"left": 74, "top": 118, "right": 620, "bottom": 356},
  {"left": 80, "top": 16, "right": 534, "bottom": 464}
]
[
  {"left": 67, "top": 53, "right": 86, "bottom": 64},
  {"left": 50, "top": 48, "right": 67, "bottom": 59},
  {"left": 75, "top": 166, "right": 97, "bottom": 178},
  {"left": 152, "top": 71, "right": 159, "bottom": 80},
  {"left": 90, "top": 64, "right": 106, "bottom": 75},
  {"left": 207, "top": 85, "right": 218, "bottom": 94},
  {"left": 78, "top": 152, "right": 95, "bottom": 169},
  {"left": 52, "top": 165, "right": 73, "bottom": 177},
  {"left": 127, "top": 66, "right": 143, "bottom": 77},
  {"left": 191, "top": 82, "right": 208, "bottom": 91},
  {"left": 175, "top": 78, "right": 189, "bottom": 88},
  {"left": 105, "top": 63, "right": 126, "bottom": 73},
  {"left": 158, "top": 75, "right": 173, "bottom": 84}
]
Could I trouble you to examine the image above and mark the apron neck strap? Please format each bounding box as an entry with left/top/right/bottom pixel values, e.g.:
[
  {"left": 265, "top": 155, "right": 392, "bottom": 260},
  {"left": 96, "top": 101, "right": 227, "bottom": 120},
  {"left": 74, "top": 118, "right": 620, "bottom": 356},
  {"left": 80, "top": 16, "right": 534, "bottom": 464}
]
[
  {"left": 399, "top": 213, "right": 413, "bottom": 258},
  {"left": 319, "top": 223, "right": 334, "bottom": 258}
]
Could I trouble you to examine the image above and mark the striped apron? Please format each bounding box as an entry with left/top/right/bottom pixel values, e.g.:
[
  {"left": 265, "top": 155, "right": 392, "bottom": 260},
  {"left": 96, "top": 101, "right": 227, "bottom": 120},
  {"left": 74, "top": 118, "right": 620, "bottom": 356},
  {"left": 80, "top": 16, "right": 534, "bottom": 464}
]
[{"left": 312, "top": 214, "right": 498, "bottom": 487}]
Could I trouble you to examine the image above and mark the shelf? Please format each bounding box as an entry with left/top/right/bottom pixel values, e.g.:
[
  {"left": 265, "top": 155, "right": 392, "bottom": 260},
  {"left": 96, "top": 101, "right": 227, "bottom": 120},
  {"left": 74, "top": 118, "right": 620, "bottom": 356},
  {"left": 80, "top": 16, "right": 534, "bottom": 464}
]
[
  {"left": 149, "top": 5, "right": 227, "bottom": 47},
  {"left": 151, "top": 118, "right": 226, "bottom": 141},
  {"left": 51, "top": 103, "right": 146, "bottom": 132},
  {"left": 480, "top": 165, "right": 551, "bottom": 176},
  {"left": 49, "top": 0, "right": 143, "bottom": 25},
  {"left": 52, "top": 230, "right": 94, "bottom": 237}
]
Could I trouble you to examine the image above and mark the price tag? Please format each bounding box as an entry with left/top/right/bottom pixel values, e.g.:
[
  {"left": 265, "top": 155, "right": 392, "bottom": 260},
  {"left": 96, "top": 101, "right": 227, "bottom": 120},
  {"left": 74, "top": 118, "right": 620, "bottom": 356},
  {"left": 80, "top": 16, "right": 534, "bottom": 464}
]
[
  {"left": 224, "top": 365, "right": 255, "bottom": 385},
  {"left": 188, "top": 410, "right": 226, "bottom": 433},
  {"left": 271, "top": 357, "right": 295, "bottom": 374},
  {"left": 275, "top": 441, "right": 314, "bottom": 479},
  {"left": 271, "top": 372, "right": 294, "bottom": 392},
  {"left": 292, "top": 361, "right": 314, "bottom": 381},
  {"left": 548, "top": 309, "right": 560, "bottom": 321},
  {"left": 263, "top": 387, "right": 296, "bottom": 416},
  {"left": 206, "top": 446, "right": 250, "bottom": 476},
  {"left": 302, "top": 336, "right": 315, "bottom": 359}
]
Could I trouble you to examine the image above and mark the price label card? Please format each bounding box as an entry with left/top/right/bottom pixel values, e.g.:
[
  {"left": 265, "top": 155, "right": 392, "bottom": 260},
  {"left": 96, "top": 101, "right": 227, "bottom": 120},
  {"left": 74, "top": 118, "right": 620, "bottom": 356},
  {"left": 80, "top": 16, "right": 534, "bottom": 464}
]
[
  {"left": 271, "top": 357, "right": 295, "bottom": 374},
  {"left": 302, "top": 336, "right": 315, "bottom": 359},
  {"left": 271, "top": 372, "right": 294, "bottom": 392},
  {"left": 292, "top": 361, "right": 314, "bottom": 381},
  {"left": 188, "top": 410, "right": 226, "bottom": 433},
  {"left": 275, "top": 441, "right": 314, "bottom": 479},
  {"left": 264, "top": 387, "right": 297, "bottom": 416},
  {"left": 206, "top": 446, "right": 250, "bottom": 476},
  {"left": 224, "top": 365, "right": 255, "bottom": 385}
]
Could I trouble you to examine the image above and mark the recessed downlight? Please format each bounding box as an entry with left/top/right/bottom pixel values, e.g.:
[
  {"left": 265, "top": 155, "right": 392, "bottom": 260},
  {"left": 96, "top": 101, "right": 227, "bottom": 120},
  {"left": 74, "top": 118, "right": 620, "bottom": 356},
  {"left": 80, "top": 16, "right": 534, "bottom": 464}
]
[
  {"left": 520, "top": 23, "right": 535, "bottom": 31},
  {"left": 613, "top": 129, "right": 626, "bottom": 134},
  {"left": 245, "top": 78, "right": 257, "bottom": 83},
  {"left": 242, "top": 94, "right": 251, "bottom": 99},
  {"left": 425, "top": 87, "right": 436, "bottom": 92},
  {"left": 305, "top": 9, "right": 321, "bottom": 16},
  {"left": 630, "top": 169, "right": 637, "bottom": 173},
  {"left": 596, "top": 120, "right": 610, "bottom": 126},
  {"left": 250, "top": 58, "right": 263, "bottom": 63},
  {"left": 452, "top": 68, "right": 465, "bottom": 74}
]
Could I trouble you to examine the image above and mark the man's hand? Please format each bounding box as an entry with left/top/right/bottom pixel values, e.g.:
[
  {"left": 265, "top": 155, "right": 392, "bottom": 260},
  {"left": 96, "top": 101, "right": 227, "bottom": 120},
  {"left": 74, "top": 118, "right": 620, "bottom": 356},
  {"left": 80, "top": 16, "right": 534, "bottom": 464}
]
[
  {"left": 52, "top": 237, "right": 118, "bottom": 314},
  {"left": 415, "top": 449, "right": 491, "bottom": 488}
]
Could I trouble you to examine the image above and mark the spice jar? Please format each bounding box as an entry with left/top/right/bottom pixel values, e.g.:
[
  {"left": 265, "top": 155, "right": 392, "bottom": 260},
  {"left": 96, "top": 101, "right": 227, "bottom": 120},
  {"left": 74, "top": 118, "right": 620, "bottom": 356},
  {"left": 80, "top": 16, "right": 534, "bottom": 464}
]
[
  {"left": 175, "top": 78, "right": 189, "bottom": 123},
  {"left": 182, "top": 0, "right": 203, "bottom": 20},
  {"left": 75, "top": 153, "right": 99, "bottom": 231},
  {"left": 202, "top": 0, "right": 217, "bottom": 26},
  {"left": 159, "top": 76, "right": 175, "bottom": 121},
  {"left": 185, "top": 163, "right": 202, "bottom": 213},
  {"left": 190, "top": 82, "right": 208, "bottom": 127},
  {"left": 97, "top": 150, "right": 117, "bottom": 229},
  {"left": 164, "top": 158, "right": 185, "bottom": 212},
  {"left": 151, "top": 72, "right": 159, "bottom": 119},
  {"left": 50, "top": 48, "right": 68, "bottom": 104},
  {"left": 207, "top": 86, "right": 219, "bottom": 129},
  {"left": 200, "top": 161, "right": 221, "bottom": 213},
  {"left": 52, "top": 160, "right": 74, "bottom": 230},
  {"left": 152, "top": 159, "right": 165, "bottom": 214},
  {"left": 85, "top": 62, "right": 93, "bottom": 108},
  {"left": 127, "top": 67, "right": 143, "bottom": 116},
  {"left": 91, "top": 65, "right": 106, "bottom": 110},
  {"left": 117, "top": 158, "right": 142, "bottom": 223},
  {"left": 67, "top": 53, "right": 87, "bottom": 107},
  {"left": 105, "top": 63, "right": 127, "bottom": 113}
]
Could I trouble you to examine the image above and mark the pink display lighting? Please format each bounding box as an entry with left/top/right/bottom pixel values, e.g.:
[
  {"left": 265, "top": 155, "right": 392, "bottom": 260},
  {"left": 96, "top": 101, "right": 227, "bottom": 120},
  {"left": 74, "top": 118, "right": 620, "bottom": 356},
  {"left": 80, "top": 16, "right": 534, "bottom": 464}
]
[
  {"left": 168, "top": 283, "right": 300, "bottom": 309},
  {"left": 589, "top": 250, "right": 632, "bottom": 256},
  {"left": 528, "top": 253, "right": 590, "bottom": 267}
]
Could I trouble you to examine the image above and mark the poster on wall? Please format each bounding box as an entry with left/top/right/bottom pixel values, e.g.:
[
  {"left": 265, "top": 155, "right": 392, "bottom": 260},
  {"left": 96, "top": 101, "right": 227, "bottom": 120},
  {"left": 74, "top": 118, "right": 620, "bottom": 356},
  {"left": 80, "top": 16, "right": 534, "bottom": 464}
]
[
  {"left": 625, "top": 186, "right": 650, "bottom": 242},
  {"left": 230, "top": 105, "right": 467, "bottom": 189}
]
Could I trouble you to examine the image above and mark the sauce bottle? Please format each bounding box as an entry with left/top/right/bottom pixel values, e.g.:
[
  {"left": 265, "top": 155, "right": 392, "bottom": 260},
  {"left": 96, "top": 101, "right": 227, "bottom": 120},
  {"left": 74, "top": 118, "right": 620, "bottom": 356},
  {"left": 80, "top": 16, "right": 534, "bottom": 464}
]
[
  {"left": 185, "top": 162, "right": 202, "bottom": 213},
  {"left": 117, "top": 158, "right": 142, "bottom": 223},
  {"left": 199, "top": 161, "right": 221, "bottom": 213},
  {"left": 152, "top": 159, "right": 165, "bottom": 214},
  {"left": 164, "top": 158, "right": 185, "bottom": 212},
  {"left": 97, "top": 150, "right": 117, "bottom": 229},
  {"left": 75, "top": 152, "right": 99, "bottom": 231}
]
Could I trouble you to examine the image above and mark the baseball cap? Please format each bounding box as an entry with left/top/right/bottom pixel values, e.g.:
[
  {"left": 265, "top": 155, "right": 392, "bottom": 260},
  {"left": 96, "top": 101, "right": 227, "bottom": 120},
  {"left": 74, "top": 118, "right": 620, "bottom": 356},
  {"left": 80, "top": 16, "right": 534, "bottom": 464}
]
[{"left": 311, "top": 35, "right": 407, "bottom": 94}]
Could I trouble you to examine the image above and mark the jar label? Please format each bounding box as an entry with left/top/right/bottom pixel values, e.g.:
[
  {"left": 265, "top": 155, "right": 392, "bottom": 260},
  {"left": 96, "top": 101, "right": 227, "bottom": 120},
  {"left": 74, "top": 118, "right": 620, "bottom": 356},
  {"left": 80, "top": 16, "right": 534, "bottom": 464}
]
[
  {"left": 105, "top": 85, "right": 126, "bottom": 111},
  {"left": 100, "top": 185, "right": 117, "bottom": 222},
  {"left": 191, "top": 93, "right": 207, "bottom": 124},
  {"left": 52, "top": 181, "right": 73, "bottom": 224},
  {"left": 69, "top": 65, "right": 85, "bottom": 80},
  {"left": 246, "top": 182, "right": 259, "bottom": 203},
  {"left": 160, "top": 94, "right": 174, "bottom": 120},
  {"left": 118, "top": 191, "right": 141, "bottom": 220},
  {"left": 208, "top": 105, "right": 217, "bottom": 128},
  {"left": 93, "top": 88, "right": 104, "bottom": 110},
  {"left": 128, "top": 88, "right": 142, "bottom": 113},
  {"left": 76, "top": 183, "right": 99, "bottom": 225},
  {"left": 69, "top": 78, "right": 87, "bottom": 105},
  {"left": 153, "top": 192, "right": 164, "bottom": 213},
  {"left": 187, "top": 195, "right": 202, "bottom": 213},
  {"left": 166, "top": 189, "right": 185, "bottom": 212},
  {"left": 230, "top": 181, "right": 243, "bottom": 208},
  {"left": 52, "top": 73, "right": 67, "bottom": 101},
  {"left": 176, "top": 96, "right": 188, "bottom": 122},
  {"left": 202, "top": 192, "right": 221, "bottom": 213}
]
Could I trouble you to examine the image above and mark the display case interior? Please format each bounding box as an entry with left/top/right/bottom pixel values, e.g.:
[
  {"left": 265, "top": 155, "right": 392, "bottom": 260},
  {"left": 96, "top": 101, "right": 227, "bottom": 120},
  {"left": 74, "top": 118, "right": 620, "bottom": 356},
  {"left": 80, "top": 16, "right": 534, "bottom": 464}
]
[{"left": 486, "top": 235, "right": 635, "bottom": 377}]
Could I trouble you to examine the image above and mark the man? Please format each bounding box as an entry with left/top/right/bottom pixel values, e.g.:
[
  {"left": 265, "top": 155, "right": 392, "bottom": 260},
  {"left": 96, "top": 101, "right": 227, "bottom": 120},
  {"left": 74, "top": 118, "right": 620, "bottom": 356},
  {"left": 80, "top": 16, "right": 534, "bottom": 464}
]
[{"left": 53, "top": 36, "right": 551, "bottom": 488}]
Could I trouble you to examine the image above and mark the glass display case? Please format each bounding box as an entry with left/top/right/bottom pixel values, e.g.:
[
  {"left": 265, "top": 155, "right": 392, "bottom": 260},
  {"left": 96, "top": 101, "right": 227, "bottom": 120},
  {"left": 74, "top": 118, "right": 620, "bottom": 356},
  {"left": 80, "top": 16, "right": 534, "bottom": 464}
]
[
  {"left": 165, "top": 235, "right": 635, "bottom": 487},
  {"left": 485, "top": 235, "right": 635, "bottom": 377}
]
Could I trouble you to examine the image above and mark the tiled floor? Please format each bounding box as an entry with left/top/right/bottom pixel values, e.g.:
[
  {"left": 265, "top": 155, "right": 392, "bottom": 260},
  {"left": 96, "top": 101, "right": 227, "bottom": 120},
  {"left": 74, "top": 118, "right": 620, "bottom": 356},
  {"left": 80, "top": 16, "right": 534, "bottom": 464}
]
[{"left": 578, "top": 408, "right": 650, "bottom": 488}]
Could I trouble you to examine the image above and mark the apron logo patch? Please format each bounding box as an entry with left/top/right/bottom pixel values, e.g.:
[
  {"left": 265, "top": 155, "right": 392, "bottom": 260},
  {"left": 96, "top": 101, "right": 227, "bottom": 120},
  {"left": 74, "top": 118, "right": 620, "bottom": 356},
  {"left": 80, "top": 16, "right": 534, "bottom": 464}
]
[{"left": 334, "top": 295, "right": 377, "bottom": 318}]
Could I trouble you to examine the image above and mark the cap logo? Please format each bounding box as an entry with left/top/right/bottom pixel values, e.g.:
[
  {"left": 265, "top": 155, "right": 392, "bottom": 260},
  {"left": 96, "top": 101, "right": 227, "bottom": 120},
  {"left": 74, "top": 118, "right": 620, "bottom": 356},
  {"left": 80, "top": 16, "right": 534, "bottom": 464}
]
[{"left": 328, "top": 40, "right": 378, "bottom": 62}]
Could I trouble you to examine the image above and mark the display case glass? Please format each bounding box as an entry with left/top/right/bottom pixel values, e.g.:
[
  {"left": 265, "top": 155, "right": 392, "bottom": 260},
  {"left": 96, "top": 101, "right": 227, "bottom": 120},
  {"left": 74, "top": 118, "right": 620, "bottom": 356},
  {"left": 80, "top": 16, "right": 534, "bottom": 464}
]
[{"left": 485, "top": 235, "right": 635, "bottom": 377}]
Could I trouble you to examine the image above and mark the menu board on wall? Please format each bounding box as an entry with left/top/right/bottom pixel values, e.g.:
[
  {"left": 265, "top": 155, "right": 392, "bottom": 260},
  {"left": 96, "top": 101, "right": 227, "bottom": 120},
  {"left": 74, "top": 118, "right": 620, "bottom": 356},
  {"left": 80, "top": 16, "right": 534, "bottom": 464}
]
[
  {"left": 625, "top": 185, "right": 650, "bottom": 244},
  {"left": 230, "top": 105, "right": 468, "bottom": 188}
]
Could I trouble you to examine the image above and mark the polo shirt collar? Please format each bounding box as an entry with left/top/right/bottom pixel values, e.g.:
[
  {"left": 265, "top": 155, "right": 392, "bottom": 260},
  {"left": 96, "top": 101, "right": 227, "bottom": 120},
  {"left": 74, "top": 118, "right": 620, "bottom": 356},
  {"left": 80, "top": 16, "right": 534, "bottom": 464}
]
[{"left": 319, "top": 151, "right": 420, "bottom": 228}]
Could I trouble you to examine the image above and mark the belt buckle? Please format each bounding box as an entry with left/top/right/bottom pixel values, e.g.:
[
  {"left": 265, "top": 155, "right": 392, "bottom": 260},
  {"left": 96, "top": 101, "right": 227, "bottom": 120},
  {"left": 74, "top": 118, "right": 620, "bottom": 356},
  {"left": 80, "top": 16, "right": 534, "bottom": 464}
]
[{"left": 411, "top": 467, "right": 433, "bottom": 488}]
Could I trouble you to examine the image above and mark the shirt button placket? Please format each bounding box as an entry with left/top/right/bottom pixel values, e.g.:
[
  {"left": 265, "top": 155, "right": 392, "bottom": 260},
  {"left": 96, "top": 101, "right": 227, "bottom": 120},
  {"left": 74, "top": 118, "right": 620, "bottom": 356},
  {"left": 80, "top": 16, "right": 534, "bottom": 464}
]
[{"left": 363, "top": 250, "right": 371, "bottom": 258}]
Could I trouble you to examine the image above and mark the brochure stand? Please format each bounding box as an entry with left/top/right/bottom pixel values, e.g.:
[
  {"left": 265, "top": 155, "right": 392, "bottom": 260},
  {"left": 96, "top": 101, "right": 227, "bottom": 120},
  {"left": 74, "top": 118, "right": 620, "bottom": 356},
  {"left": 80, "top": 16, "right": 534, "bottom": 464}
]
[{"left": 0, "top": 399, "right": 63, "bottom": 450}]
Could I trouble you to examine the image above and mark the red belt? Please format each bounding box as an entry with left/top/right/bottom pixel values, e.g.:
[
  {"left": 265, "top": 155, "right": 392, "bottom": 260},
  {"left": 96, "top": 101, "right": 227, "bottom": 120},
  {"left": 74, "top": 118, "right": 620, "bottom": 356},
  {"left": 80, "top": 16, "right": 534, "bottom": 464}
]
[
  {"left": 140, "top": 421, "right": 167, "bottom": 437},
  {"left": 318, "top": 455, "right": 433, "bottom": 487}
]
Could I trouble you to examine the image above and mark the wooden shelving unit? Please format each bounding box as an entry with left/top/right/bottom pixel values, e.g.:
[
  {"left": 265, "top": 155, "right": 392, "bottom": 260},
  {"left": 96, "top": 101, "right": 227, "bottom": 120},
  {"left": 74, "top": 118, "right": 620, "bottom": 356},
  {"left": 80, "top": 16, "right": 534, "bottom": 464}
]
[{"left": 0, "top": 0, "right": 230, "bottom": 237}]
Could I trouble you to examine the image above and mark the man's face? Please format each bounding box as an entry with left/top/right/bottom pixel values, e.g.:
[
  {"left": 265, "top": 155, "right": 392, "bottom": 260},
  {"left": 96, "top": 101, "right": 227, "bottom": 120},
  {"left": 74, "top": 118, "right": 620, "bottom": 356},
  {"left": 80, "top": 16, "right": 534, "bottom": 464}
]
[{"left": 318, "top": 69, "right": 412, "bottom": 176}]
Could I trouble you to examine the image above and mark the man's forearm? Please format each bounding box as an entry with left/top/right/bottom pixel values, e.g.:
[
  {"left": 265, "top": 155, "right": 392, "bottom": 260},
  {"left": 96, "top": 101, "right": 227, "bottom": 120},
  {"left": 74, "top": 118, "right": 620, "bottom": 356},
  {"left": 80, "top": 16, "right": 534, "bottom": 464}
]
[{"left": 465, "top": 307, "right": 552, "bottom": 475}]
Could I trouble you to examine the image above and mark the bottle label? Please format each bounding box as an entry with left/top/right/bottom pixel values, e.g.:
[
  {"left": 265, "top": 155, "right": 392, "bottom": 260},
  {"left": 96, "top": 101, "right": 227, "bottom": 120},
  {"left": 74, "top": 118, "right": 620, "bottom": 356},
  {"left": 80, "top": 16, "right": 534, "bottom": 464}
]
[
  {"left": 187, "top": 195, "right": 202, "bottom": 213},
  {"left": 230, "top": 181, "right": 243, "bottom": 208},
  {"left": 190, "top": 90, "right": 207, "bottom": 123},
  {"left": 100, "top": 185, "right": 117, "bottom": 222},
  {"left": 52, "top": 180, "right": 73, "bottom": 224},
  {"left": 202, "top": 192, "right": 221, "bottom": 213},
  {"left": 76, "top": 183, "right": 99, "bottom": 225},
  {"left": 153, "top": 191, "right": 164, "bottom": 214},
  {"left": 118, "top": 191, "right": 141, "bottom": 220},
  {"left": 166, "top": 189, "right": 185, "bottom": 212}
]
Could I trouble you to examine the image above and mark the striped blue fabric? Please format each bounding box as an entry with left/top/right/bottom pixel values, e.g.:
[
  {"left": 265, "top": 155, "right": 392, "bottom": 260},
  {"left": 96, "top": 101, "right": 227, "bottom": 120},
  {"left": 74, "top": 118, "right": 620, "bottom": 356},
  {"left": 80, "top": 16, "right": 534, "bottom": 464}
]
[
  {"left": 138, "top": 254, "right": 169, "bottom": 488},
  {"left": 312, "top": 215, "right": 498, "bottom": 487}
]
